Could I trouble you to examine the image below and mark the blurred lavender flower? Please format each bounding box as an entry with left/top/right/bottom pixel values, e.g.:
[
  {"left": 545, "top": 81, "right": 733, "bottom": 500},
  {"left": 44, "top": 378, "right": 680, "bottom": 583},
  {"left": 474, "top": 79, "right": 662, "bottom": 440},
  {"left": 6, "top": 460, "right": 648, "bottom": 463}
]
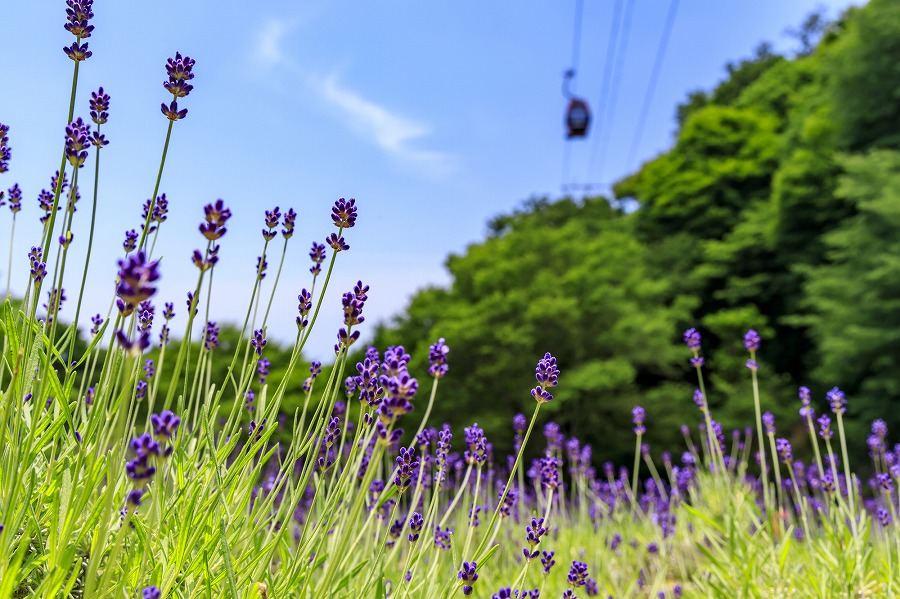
[
  {"left": 799, "top": 386, "right": 814, "bottom": 419},
  {"left": 744, "top": 329, "right": 760, "bottom": 351},
  {"left": 762, "top": 411, "right": 775, "bottom": 436},
  {"left": 203, "top": 321, "right": 219, "bottom": 351},
  {"left": 776, "top": 438, "right": 792, "bottom": 464},
  {"left": 683, "top": 327, "right": 701, "bottom": 351},
  {"left": 141, "top": 586, "right": 161, "bottom": 599},
  {"left": 116, "top": 330, "right": 150, "bottom": 357},
  {"left": 827, "top": 387, "right": 846, "bottom": 415},
  {"left": 116, "top": 250, "right": 160, "bottom": 315},
  {"left": 632, "top": 406, "right": 646, "bottom": 435},
  {"left": 692, "top": 388, "right": 705, "bottom": 410},
  {"left": 818, "top": 414, "right": 833, "bottom": 440},
  {"left": 258, "top": 357, "right": 271, "bottom": 385}
]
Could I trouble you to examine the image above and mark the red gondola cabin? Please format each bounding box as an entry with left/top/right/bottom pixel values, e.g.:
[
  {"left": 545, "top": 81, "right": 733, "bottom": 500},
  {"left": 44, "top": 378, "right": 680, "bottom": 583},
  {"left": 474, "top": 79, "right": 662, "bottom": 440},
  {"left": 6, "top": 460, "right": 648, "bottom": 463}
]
[{"left": 565, "top": 98, "right": 591, "bottom": 139}]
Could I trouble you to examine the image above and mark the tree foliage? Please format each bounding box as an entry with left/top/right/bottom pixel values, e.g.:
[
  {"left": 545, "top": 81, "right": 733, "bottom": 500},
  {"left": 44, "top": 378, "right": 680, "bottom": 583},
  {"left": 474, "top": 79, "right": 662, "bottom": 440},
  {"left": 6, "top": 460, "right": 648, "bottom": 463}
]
[{"left": 370, "top": 1, "right": 900, "bottom": 463}]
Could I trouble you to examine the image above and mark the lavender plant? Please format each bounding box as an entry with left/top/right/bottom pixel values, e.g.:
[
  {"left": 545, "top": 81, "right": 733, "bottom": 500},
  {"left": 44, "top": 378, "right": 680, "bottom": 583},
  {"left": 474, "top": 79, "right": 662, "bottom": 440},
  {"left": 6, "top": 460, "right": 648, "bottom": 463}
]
[{"left": 3, "top": 3, "right": 900, "bottom": 599}]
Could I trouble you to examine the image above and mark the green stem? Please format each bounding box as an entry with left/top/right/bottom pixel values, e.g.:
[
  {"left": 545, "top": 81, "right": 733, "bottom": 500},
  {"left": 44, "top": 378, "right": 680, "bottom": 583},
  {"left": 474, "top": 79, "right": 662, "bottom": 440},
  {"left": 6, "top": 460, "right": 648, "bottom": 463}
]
[
  {"left": 137, "top": 119, "right": 175, "bottom": 253},
  {"left": 71, "top": 138, "right": 104, "bottom": 359},
  {"left": 4, "top": 216, "right": 15, "bottom": 301}
]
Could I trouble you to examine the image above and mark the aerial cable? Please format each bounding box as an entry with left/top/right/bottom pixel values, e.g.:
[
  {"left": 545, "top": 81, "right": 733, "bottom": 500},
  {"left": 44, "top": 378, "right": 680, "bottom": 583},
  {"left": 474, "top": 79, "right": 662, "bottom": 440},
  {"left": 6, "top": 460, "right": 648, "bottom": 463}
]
[
  {"left": 561, "top": 0, "right": 587, "bottom": 191},
  {"left": 570, "top": 0, "right": 585, "bottom": 82},
  {"left": 588, "top": 0, "right": 635, "bottom": 190},
  {"left": 625, "top": 0, "right": 681, "bottom": 170}
]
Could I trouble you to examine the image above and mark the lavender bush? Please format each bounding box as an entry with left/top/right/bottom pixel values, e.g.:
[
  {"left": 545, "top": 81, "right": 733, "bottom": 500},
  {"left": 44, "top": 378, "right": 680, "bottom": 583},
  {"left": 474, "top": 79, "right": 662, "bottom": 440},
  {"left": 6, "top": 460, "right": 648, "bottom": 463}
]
[{"left": 1, "top": 2, "right": 900, "bottom": 598}]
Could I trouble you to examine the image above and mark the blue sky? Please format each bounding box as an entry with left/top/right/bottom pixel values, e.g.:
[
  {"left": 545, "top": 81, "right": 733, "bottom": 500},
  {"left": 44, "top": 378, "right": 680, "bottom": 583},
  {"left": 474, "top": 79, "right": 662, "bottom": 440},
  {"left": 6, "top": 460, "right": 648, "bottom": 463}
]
[{"left": 2, "top": 0, "right": 863, "bottom": 359}]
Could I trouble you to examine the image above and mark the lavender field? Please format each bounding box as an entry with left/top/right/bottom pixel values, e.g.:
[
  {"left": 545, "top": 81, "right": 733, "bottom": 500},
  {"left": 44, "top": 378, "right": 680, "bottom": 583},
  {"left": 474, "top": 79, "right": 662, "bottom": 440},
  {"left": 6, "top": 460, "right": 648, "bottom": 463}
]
[{"left": 2, "top": 1, "right": 900, "bottom": 597}]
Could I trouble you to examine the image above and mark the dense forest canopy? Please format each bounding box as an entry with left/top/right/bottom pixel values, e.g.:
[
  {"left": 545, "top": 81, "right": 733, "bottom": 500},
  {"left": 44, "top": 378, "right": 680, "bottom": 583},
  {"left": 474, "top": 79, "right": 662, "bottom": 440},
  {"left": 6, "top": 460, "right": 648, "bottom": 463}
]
[{"left": 369, "top": 0, "right": 900, "bottom": 464}]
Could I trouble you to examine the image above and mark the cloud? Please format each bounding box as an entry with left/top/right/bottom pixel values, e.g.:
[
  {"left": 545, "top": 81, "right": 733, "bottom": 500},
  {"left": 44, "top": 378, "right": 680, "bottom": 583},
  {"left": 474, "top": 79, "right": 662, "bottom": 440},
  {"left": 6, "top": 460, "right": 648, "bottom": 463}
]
[
  {"left": 253, "top": 18, "right": 294, "bottom": 69},
  {"left": 314, "top": 73, "right": 455, "bottom": 177},
  {"left": 250, "top": 18, "right": 455, "bottom": 177}
]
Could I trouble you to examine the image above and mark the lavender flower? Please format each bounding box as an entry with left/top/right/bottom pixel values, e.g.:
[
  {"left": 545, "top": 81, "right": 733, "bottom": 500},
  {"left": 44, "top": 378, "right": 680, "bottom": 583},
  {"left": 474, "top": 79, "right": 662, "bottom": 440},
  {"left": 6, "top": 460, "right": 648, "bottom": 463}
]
[
  {"left": 683, "top": 327, "right": 701, "bottom": 351},
  {"left": 199, "top": 199, "right": 232, "bottom": 241},
  {"left": 123, "top": 229, "right": 138, "bottom": 252},
  {"left": 393, "top": 446, "right": 419, "bottom": 493},
  {"left": 458, "top": 561, "right": 478, "bottom": 596},
  {"left": 408, "top": 512, "right": 424, "bottom": 542},
  {"left": 692, "top": 388, "right": 705, "bottom": 410},
  {"left": 251, "top": 329, "right": 267, "bottom": 356},
  {"left": 151, "top": 410, "right": 181, "bottom": 442},
  {"left": 116, "top": 330, "right": 150, "bottom": 357},
  {"left": 309, "top": 242, "right": 326, "bottom": 275},
  {"left": 8, "top": 183, "right": 21, "bottom": 212},
  {"left": 827, "top": 387, "right": 846, "bottom": 415},
  {"left": 142, "top": 586, "right": 161, "bottom": 599},
  {"left": 523, "top": 517, "right": 548, "bottom": 559},
  {"left": 541, "top": 550, "right": 556, "bottom": 574},
  {"left": 89, "top": 87, "right": 109, "bottom": 125},
  {"left": 161, "top": 52, "right": 195, "bottom": 120},
  {"left": 744, "top": 329, "right": 760, "bottom": 352},
  {"left": 818, "top": 414, "right": 833, "bottom": 441},
  {"left": 567, "top": 560, "right": 589, "bottom": 587},
  {"left": 331, "top": 197, "right": 358, "bottom": 228},
  {"left": 116, "top": 250, "right": 160, "bottom": 315},
  {"left": 762, "top": 411, "right": 775, "bottom": 436},
  {"left": 540, "top": 454, "right": 559, "bottom": 490},
  {"left": 29, "top": 246, "right": 47, "bottom": 284},
  {"left": 296, "top": 289, "right": 312, "bottom": 329},
  {"left": 64, "top": 118, "right": 91, "bottom": 168},
  {"left": 632, "top": 406, "right": 646, "bottom": 435},
  {"left": 464, "top": 424, "right": 488, "bottom": 465},
  {"left": 775, "top": 438, "right": 792, "bottom": 464},
  {"left": 282, "top": 208, "right": 297, "bottom": 239},
  {"left": 428, "top": 337, "right": 450, "bottom": 378},
  {"left": 125, "top": 488, "right": 145, "bottom": 509},
  {"left": 326, "top": 232, "right": 349, "bottom": 252},
  {"left": 258, "top": 358, "right": 271, "bottom": 385},
  {"left": 0, "top": 124, "right": 9, "bottom": 173},
  {"left": 799, "top": 386, "right": 814, "bottom": 418},
  {"left": 531, "top": 352, "right": 559, "bottom": 404},
  {"left": 263, "top": 206, "right": 280, "bottom": 240}
]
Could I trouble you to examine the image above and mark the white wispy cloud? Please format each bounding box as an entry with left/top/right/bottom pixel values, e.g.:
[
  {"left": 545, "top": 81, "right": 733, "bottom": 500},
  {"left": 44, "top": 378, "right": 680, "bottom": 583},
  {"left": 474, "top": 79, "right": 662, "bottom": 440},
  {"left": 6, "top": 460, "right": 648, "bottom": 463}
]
[
  {"left": 249, "top": 18, "right": 455, "bottom": 178},
  {"left": 314, "top": 73, "right": 454, "bottom": 176},
  {"left": 253, "top": 17, "right": 295, "bottom": 69}
]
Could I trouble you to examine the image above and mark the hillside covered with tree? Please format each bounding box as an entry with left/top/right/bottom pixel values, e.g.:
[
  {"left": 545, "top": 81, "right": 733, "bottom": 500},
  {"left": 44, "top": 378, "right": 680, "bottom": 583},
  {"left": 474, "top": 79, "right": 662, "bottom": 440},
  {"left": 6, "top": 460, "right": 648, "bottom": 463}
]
[{"left": 371, "top": 0, "right": 900, "bottom": 463}]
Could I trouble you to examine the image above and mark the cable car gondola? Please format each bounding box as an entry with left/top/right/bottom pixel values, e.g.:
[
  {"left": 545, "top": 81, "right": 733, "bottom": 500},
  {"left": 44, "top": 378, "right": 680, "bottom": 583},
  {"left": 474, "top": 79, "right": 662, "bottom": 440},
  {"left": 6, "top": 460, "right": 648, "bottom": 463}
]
[{"left": 563, "top": 69, "right": 591, "bottom": 139}]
